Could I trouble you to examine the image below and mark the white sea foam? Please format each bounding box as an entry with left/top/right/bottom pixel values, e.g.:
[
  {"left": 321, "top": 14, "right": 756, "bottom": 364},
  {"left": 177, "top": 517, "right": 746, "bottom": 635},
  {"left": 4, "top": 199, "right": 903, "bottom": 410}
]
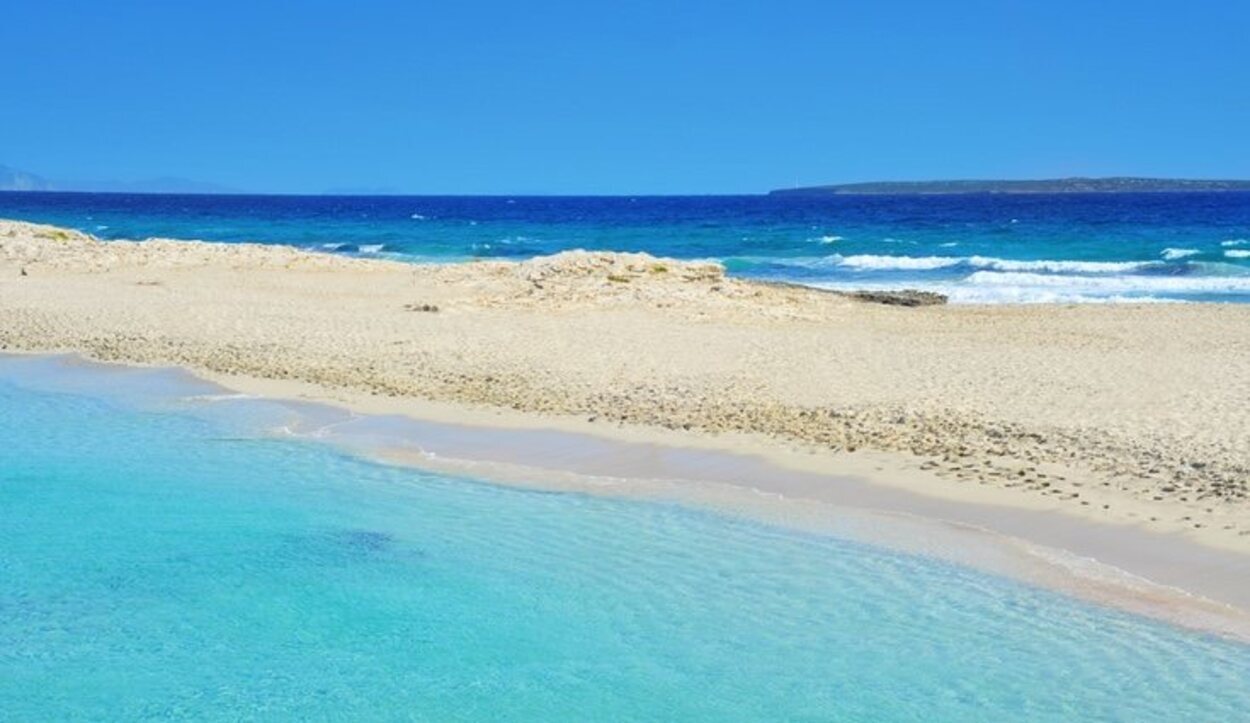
[
  {"left": 1226, "top": 250, "right": 1250, "bottom": 259},
  {"left": 1221, "top": 239, "right": 1247, "bottom": 247},
  {"left": 833, "top": 254, "right": 963, "bottom": 270},
  {"left": 1160, "top": 248, "right": 1200, "bottom": 260},
  {"left": 817, "top": 235, "right": 843, "bottom": 244},
  {"left": 317, "top": 242, "right": 389, "bottom": 254},
  {"left": 965, "top": 257, "right": 1149, "bottom": 273},
  {"left": 964, "top": 271, "right": 1250, "bottom": 294},
  {"left": 947, "top": 289, "right": 1179, "bottom": 304},
  {"left": 810, "top": 279, "right": 1181, "bottom": 304},
  {"left": 825, "top": 254, "right": 1150, "bottom": 274},
  {"left": 410, "top": 213, "right": 426, "bottom": 220},
  {"left": 806, "top": 265, "right": 1250, "bottom": 303}
]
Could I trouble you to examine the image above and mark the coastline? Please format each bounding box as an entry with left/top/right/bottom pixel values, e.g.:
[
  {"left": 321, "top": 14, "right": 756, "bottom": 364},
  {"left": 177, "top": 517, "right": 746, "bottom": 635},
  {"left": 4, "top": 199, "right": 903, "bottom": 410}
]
[
  {"left": 5, "top": 350, "right": 1250, "bottom": 642},
  {"left": 188, "top": 368, "right": 1250, "bottom": 634},
  {"left": 3, "top": 218, "right": 1249, "bottom": 637}
]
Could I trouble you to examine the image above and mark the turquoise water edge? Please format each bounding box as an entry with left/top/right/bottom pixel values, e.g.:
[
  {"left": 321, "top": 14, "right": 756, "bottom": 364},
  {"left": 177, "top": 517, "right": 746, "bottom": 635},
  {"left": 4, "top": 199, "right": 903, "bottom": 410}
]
[{"left": 2, "top": 355, "right": 1249, "bottom": 721}]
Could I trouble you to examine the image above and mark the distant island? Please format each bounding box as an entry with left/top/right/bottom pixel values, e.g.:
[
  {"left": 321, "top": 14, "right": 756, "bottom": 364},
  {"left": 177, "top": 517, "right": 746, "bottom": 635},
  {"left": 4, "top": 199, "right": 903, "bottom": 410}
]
[
  {"left": 0, "top": 165, "right": 53, "bottom": 192},
  {"left": 0, "top": 164, "right": 240, "bottom": 194},
  {"left": 770, "top": 177, "right": 1250, "bottom": 196}
]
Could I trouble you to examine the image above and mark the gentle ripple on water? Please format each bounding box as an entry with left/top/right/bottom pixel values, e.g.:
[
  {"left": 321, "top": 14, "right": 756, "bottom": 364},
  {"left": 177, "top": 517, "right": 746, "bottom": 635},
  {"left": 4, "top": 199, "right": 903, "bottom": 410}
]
[{"left": 1, "top": 368, "right": 1249, "bottom": 720}]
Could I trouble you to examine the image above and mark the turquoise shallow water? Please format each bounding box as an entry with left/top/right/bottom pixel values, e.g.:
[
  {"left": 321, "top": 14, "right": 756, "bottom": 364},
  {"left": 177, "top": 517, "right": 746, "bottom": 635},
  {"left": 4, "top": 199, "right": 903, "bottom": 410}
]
[{"left": 2, "top": 359, "right": 1249, "bottom": 720}]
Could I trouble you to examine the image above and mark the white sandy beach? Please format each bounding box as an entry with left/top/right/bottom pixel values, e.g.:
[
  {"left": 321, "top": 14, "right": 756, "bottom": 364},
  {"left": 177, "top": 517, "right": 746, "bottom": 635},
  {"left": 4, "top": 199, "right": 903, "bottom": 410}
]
[{"left": 3, "top": 218, "right": 1249, "bottom": 625}]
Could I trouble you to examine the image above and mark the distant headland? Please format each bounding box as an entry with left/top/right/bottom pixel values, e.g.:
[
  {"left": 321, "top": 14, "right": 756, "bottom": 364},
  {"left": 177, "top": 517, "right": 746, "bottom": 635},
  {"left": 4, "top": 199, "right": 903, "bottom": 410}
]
[
  {"left": 0, "top": 164, "right": 240, "bottom": 195},
  {"left": 770, "top": 177, "right": 1250, "bottom": 196}
]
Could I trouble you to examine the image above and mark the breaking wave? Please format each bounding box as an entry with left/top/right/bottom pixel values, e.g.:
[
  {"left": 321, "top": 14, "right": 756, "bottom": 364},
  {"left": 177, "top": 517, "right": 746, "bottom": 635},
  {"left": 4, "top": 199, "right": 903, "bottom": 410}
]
[
  {"left": 811, "top": 271, "right": 1250, "bottom": 304},
  {"left": 757, "top": 254, "right": 1158, "bottom": 274},
  {"left": 777, "top": 254, "right": 1250, "bottom": 303},
  {"left": 963, "top": 271, "right": 1250, "bottom": 294}
]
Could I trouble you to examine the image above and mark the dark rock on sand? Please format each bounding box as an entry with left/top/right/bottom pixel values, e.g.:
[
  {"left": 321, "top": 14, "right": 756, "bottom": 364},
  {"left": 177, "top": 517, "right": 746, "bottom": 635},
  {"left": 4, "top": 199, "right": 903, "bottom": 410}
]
[{"left": 846, "top": 289, "right": 948, "bottom": 307}]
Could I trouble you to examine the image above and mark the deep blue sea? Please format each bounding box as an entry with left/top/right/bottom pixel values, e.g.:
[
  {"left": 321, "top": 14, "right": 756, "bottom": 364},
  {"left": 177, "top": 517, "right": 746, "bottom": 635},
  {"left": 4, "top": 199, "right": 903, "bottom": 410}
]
[
  {"left": 3, "top": 190, "right": 1250, "bottom": 302},
  {"left": 2, "top": 355, "right": 1249, "bottom": 720}
]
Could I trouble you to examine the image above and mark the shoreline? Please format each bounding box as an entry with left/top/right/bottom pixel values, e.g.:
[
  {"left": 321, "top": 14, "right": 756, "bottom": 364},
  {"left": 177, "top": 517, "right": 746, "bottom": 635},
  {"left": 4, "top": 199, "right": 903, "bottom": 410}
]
[
  {"left": 187, "top": 366, "right": 1250, "bottom": 643},
  {"left": 5, "top": 350, "right": 1250, "bottom": 642},
  {"left": 3, "top": 218, "right": 1249, "bottom": 637}
]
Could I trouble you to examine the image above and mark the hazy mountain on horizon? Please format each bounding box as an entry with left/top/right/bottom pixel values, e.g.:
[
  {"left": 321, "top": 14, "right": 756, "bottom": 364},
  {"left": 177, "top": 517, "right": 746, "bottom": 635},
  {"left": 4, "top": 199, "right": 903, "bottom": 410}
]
[
  {"left": 0, "top": 165, "right": 54, "bottom": 191},
  {"left": 0, "top": 163, "right": 404, "bottom": 196},
  {"left": 0, "top": 164, "right": 242, "bottom": 194}
]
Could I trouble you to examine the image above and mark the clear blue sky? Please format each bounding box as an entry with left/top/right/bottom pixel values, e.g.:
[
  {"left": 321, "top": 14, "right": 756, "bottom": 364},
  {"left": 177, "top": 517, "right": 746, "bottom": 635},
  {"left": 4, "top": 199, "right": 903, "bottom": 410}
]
[{"left": 2, "top": 0, "right": 1247, "bottom": 194}]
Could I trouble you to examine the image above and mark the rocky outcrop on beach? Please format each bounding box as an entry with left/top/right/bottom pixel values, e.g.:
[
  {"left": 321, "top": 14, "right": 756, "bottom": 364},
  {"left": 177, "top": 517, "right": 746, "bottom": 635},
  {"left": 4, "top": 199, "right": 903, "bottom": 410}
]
[{"left": 844, "top": 289, "right": 947, "bottom": 306}]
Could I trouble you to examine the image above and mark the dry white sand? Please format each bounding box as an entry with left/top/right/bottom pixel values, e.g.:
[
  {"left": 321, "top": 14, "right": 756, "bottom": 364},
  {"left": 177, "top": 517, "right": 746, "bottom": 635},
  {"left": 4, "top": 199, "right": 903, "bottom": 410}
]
[{"left": 3, "top": 218, "right": 1248, "bottom": 576}]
